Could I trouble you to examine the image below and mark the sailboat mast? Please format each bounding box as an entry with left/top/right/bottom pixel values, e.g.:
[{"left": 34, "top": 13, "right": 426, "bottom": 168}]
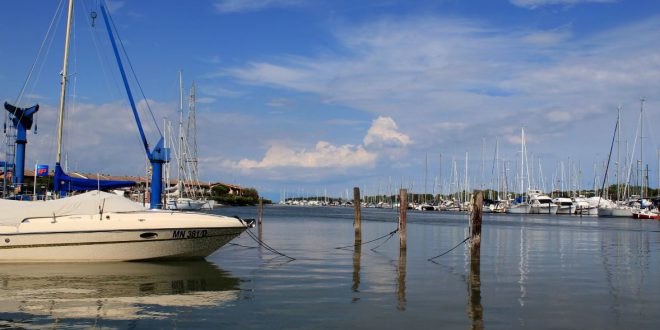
[
  {"left": 188, "top": 81, "right": 198, "bottom": 176},
  {"left": 55, "top": 0, "right": 74, "bottom": 165},
  {"left": 178, "top": 70, "right": 184, "bottom": 198},
  {"left": 640, "top": 98, "right": 645, "bottom": 197},
  {"left": 424, "top": 153, "right": 428, "bottom": 203},
  {"left": 616, "top": 106, "right": 621, "bottom": 202},
  {"left": 520, "top": 128, "right": 524, "bottom": 197},
  {"left": 464, "top": 151, "right": 468, "bottom": 204}
]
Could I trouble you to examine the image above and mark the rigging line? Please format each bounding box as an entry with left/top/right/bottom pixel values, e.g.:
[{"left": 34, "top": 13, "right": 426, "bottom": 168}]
[
  {"left": 598, "top": 113, "right": 619, "bottom": 207},
  {"left": 623, "top": 110, "right": 641, "bottom": 196},
  {"left": 427, "top": 236, "right": 470, "bottom": 261},
  {"left": 81, "top": 0, "right": 123, "bottom": 102},
  {"left": 9, "top": 0, "right": 64, "bottom": 136},
  {"left": 104, "top": 0, "right": 162, "bottom": 138},
  {"left": 13, "top": 0, "right": 65, "bottom": 108},
  {"left": 335, "top": 227, "right": 399, "bottom": 250}
]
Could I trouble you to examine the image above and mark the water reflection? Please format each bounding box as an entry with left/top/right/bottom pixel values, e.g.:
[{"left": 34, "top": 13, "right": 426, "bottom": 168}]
[
  {"left": 518, "top": 226, "right": 528, "bottom": 307},
  {"left": 0, "top": 261, "right": 240, "bottom": 322},
  {"left": 352, "top": 244, "right": 361, "bottom": 302},
  {"left": 467, "top": 246, "right": 483, "bottom": 330},
  {"left": 599, "top": 225, "right": 652, "bottom": 321},
  {"left": 397, "top": 249, "right": 407, "bottom": 311}
]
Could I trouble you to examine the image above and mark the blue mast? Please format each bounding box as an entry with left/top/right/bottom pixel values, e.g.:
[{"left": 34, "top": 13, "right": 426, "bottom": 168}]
[
  {"left": 99, "top": 3, "right": 169, "bottom": 209},
  {"left": 3, "top": 102, "right": 39, "bottom": 193}
]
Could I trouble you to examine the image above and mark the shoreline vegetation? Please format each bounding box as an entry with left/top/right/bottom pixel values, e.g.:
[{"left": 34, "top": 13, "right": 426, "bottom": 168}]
[{"left": 210, "top": 185, "right": 272, "bottom": 206}]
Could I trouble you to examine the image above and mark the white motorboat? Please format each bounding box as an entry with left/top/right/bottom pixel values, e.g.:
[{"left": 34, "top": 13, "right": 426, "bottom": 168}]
[
  {"left": 0, "top": 1, "right": 256, "bottom": 262},
  {"left": 553, "top": 197, "right": 575, "bottom": 214},
  {"left": 506, "top": 202, "right": 530, "bottom": 214},
  {"left": 528, "top": 190, "right": 558, "bottom": 214},
  {"left": 0, "top": 191, "right": 252, "bottom": 262}
]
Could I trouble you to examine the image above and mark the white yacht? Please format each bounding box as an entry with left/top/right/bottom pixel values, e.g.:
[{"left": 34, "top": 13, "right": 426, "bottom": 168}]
[
  {"left": 528, "top": 190, "right": 558, "bottom": 214},
  {"left": 553, "top": 197, "right": 575, "bottom": 215}
]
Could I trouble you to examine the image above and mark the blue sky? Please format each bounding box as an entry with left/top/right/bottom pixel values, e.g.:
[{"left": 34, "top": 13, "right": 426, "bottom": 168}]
[{"left": 1, "top": 0, "right": 660, "bottom": 201}]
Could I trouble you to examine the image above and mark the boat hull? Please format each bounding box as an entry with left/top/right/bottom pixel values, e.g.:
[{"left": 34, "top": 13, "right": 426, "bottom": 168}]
[
  {"left": 576, "top": 207, "right": 598, "bottom": 216},
  {"left": 556, "top": 205, "right": 575, "bottom": 214},
  {"left": 507, "top": 204, "right": 530, "bottom": 214},
  {"left": 598, "top": 207, "right": 633, "bottom": 217},
  {"left": 529, "top": 204, "right": 559, "bottom": 214},
  {"left": 0, "top": 227, "right": 244, "bottom": 262},
  {"left": 0, "top": 211, "right": 250, "bottom": 262}
]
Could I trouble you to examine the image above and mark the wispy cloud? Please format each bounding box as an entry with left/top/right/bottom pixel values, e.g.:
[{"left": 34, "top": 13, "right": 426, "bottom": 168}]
[
  {"left": 267, "top": 98, "right": 292, "bottom": 107},
  {"left": 199, "top": 85, "right": 245, "bottom": 98},
  {"left": 225, "top": 15, "right": 660, "bottom": 155},
  {"left": 510, "top": 0, "right": 615, "bottom": 9},
  {"left": 214, "top": 0, "right": 304, "bottom": 14}
]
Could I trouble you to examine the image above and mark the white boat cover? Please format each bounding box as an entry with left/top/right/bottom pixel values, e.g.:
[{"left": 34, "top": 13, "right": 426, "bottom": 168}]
[{"left": 0, "top": 191, "right": 147, "bottom": 226}]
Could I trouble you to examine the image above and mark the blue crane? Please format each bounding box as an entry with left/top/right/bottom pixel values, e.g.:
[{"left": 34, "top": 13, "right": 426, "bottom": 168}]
[
  {"left": 3, "top": 102, "right": 39, "bottom": 192},
  {"left": 98, "top": 3, "right": 169, "bottom": 209}
]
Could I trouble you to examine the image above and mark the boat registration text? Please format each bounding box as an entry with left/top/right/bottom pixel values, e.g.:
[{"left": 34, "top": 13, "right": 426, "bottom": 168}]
[{"left": 172, "top": 229, "right": 208, "bottom": 239}]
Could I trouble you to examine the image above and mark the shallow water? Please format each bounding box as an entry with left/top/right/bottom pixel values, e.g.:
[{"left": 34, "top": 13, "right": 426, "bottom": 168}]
[{"left": 1, "top": 206, "right": 659, "bottom": 329}]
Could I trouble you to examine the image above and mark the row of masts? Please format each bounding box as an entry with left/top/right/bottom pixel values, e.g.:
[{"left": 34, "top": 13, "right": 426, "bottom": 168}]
[{"left": 281, "top": 100, "right": 657, "bottom": 204}]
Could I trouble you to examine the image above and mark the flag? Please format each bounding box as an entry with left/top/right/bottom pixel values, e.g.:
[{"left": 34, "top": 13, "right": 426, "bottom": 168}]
[{"left": 36, "top": 165, "right": 49, "bottom": 177}]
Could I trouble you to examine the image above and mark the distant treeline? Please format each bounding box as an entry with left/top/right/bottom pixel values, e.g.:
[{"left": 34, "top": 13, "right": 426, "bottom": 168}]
[{"left": 210, "top": 185, "right": 271, "bottom": 206}]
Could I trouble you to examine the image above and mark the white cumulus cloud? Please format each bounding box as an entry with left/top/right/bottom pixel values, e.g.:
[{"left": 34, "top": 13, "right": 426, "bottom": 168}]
[{"left": 363, "top": 116, "right": 412, "bottom": 147}]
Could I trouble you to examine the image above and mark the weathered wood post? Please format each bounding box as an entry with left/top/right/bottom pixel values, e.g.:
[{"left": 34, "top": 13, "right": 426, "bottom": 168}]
[
  {"left": 470, "top": 191, "right": 483, "bottom": 249},
  {"left": 468, "top": 190, "right": 483, "bottom": 329},
  {"left": 399, "top": 188, "right": 407, "bottom": 251},
  {"left": 353, "top": 187, "right": 362, "bottom": 245}
]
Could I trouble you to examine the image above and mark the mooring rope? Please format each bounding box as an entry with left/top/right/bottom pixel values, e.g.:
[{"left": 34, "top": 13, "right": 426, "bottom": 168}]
[
  {"left": 232, "top": 216, "right": 296, "bottom": 260},
  {"left": 369, "top": 229, "right": 397, "bottom": 251},
  {"left": 335, "top": 228, "right": 399, "bottom": 250},
  {"left": 243, "top": 228, "right": 296, "bottom": 260},
  {"left": 227, "top": 242, "right": 259, "bottom": 249},
  {"left": 427, "top": 237, "right": 470, "bottom": 261}
]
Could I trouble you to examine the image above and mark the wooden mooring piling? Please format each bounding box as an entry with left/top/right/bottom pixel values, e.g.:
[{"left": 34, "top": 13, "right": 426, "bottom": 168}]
[
  {"left": 399, "top": 188, "right": 407, "bottom": 251},
  {"left": 468, "top": 191, "right": 483, "bottom": 329},
  {"left": 353, "top": 187, "right": 362, "bottom": 245}
]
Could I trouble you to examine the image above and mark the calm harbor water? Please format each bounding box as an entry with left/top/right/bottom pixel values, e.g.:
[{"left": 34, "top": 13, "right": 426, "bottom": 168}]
[{"left": 1, "top": 206, "right": 659, "bottom": 329}]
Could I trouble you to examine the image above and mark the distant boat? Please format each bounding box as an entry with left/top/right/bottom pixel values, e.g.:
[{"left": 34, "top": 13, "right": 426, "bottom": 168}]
[
  {"left": 527, "top": 190, "right": 558, "bottom": 214},
  {"left": 553, "top": 197, "right": 575, "bottom": 215},
  {"left": 631, "top": 208, "right": 660, "bottom": 220}
]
